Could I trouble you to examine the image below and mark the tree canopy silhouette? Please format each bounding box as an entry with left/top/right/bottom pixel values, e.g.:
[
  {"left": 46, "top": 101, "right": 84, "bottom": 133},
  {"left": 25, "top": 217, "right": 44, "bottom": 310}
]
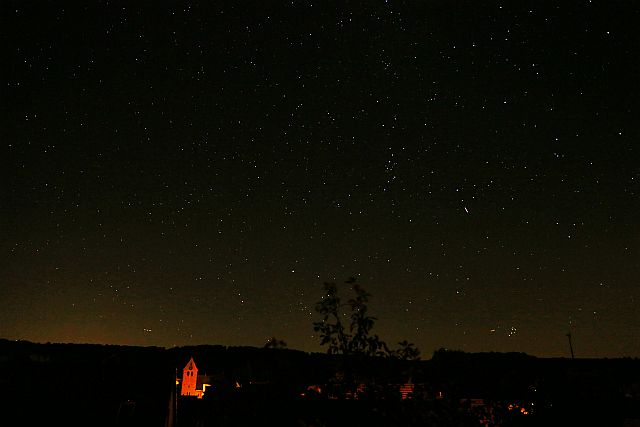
[
  {"left": 264, "top": 337, "right": 287, "bottom": 349},
  {"left": 313, "top": 277, "right": 420, "bottom": 360}
]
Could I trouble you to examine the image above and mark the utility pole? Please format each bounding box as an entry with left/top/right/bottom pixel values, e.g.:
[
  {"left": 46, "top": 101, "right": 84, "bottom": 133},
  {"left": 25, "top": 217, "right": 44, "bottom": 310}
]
[
  {"left": 166, "top": 367, "right": 178, "bottom": 427},
  {"left": 175, "top": 367, "right": 178, "bottom": 427},
  {"left": 566, "top": 333, "right": 574, "bottom": 359}
]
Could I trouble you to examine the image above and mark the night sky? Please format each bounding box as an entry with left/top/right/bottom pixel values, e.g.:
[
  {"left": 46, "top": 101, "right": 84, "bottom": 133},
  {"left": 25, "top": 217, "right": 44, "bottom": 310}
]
[{"left": 2, "top": 1, "right": 639, "bottom": 358}]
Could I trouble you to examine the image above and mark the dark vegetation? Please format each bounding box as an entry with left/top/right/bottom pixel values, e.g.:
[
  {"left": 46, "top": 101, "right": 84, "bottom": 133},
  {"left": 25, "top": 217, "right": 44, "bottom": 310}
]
[
  {"left": 313, "top": 278, "right": 420, "bottom": 360},
  {"left": 1, "top": 282, "right": 639, "bottom": 425},
  {"left": 1, "top": 338, "right": 640, "bottom": 426},
  {"left": 0, "top": 277, "right": 636, "bottom": 426},
  {"left": 0, "top": 339, "right": 169, "bottom": 427}
]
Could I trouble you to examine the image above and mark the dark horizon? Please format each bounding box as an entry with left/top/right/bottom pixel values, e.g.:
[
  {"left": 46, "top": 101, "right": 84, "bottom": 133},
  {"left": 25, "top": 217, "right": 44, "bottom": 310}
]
[
  {"left": 2, "top": 1, "right": 639, "bottom": 358},
  {"left": 0, "top": 335, "right": 636, "bottom": 361},
  {"left": 3, "top": 336, "right": 638, "bottom": 427}
]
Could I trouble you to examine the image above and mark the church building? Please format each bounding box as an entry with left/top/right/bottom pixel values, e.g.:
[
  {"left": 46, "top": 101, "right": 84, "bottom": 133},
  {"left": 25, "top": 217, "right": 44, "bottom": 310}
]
[{"left": 180, "top": 357, "right": 210, "bottom": 398}]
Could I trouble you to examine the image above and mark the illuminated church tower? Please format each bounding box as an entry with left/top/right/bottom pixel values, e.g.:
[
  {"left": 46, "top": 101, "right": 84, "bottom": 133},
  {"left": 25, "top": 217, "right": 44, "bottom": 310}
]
[{"left": 181, "top": 357, "right": 199, "bottom": 396}]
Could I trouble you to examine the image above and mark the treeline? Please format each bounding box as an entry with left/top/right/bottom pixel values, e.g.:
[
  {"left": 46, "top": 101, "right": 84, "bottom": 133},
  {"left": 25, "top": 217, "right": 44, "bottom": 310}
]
[
  {"left": 0, "top": 339, "right": 170, "bottom": 427},
  {"left": 1, "top": 339, "right": 640, "bottom": 426}
]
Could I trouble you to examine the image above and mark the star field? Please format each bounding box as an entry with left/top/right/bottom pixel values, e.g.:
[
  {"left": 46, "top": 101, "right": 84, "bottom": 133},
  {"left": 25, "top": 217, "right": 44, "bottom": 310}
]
[{"left": 2, "top": 1, "right": 639, "bottom": 357}]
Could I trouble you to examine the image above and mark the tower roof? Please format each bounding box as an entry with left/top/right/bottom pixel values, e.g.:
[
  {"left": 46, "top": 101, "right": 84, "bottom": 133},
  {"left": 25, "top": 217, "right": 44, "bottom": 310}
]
[{"left": 184, "top": 356, "right": 198, "bottom": 371}]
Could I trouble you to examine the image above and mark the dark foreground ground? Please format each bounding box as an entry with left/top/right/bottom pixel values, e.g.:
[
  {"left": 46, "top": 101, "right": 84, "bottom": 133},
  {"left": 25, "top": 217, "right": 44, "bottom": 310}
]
[
  {"left": 1, "top": 339, "right": 639, "bottom": 426},
  {"left": 2, "top": 390, "right": 637, "bottom": 427}
]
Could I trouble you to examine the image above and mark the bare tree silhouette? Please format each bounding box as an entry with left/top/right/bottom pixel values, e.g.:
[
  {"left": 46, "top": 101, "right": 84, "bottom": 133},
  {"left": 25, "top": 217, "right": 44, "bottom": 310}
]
[{"left": 313, "top": 277, "right": 420, "bottom": 360}]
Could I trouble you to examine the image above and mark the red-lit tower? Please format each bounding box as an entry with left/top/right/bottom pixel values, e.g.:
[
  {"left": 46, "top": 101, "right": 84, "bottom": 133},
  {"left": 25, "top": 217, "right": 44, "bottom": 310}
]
[{"left": 180, "top": 357, "right": 199, "bottom": 396}]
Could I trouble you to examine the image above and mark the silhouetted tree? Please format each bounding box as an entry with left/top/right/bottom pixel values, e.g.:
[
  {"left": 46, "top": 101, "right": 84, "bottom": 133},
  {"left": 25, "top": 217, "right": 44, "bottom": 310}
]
[
  {"left": 313, "top": 277, "right": 419, "bottom": 359},
  {"left": 387, "top": 340, "right": 421, "bottom": 361},
  {"left": 313, "top": 280, "right": 350, "bottom": 354},
  {"left": 346, "top": 281, "right": 387, "bottom": 356},
  {"left": 264, "top": 337, "right": 287, "bottom": 349}
]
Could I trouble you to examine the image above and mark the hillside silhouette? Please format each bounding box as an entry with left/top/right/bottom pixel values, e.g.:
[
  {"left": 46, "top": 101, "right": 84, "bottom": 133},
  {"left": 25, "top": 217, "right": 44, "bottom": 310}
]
[{"left": 1, "top": 338, "right": 639, "bottom": 426}]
